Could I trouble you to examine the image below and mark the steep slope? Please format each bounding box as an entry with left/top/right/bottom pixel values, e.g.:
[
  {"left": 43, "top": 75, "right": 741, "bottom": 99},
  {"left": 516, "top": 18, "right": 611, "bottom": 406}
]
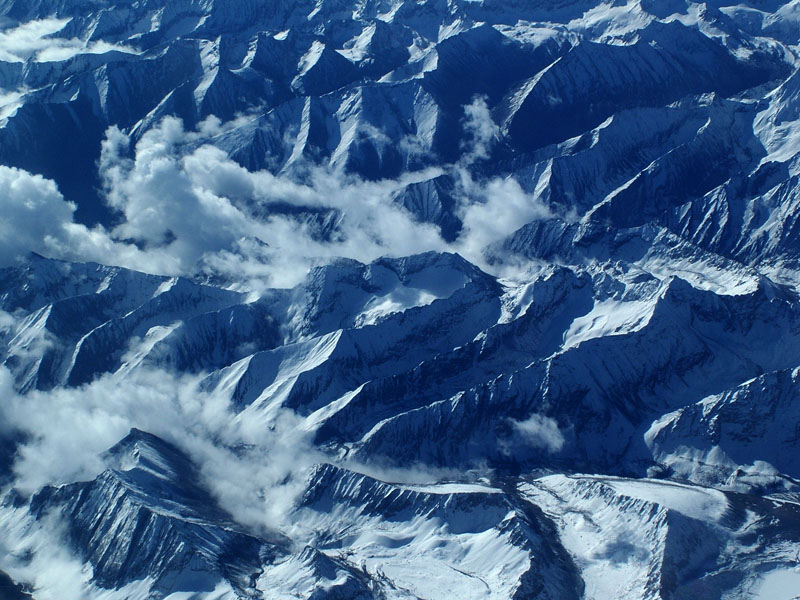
[
  {"left": 287, "top": 463, "right": 584, "bottom": 600},
  {"left": 0, "top": 0, "right": 794, "bottom": 236},
  {"left": 520, "top": 474, "right": 800, "bottom": 600},
  {"left": 0, "top": 254, "right": 280, "bottom": 391},
  {"left": 647, "top": 367, "right": 800, "bottom": 491},
  {"left": 28, "top": 429, "right": 273, "bottom": 598}
]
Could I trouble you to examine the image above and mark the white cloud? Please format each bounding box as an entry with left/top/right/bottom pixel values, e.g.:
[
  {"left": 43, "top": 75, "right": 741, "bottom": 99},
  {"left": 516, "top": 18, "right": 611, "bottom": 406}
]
[
  {"left": 99, "top": 117, "right": 450, "bottom": 288},
  {"left": 460, "top": 96, "right": 500, "bottom": 164},
  {"left": 0, "top": 18, "right": 136, "bottom": 63},
  {"left": 0, "top": 115, "right": 563, "bottom": 587},
  {"left": 455, "top": 171, "right": 554, "bottom": 262},
  {"left": 1, "top": 113, "right": 559, "bottom": 290},
  {"left": 0, "top": 310, "right": 15, "bottom": 332},
  {"left": 0, "top": 165, "right": 78, "bottom": 263},
  {"left": 509, "top": 414, "right": 565, "bottom": 453},
  {"left": 0, "top": 164, "right": 177, "bottom": 273},
  {"left": 0, "top": 506, "right": 96, "bottom": 600},
  {"left": 0, "top": 364, "right": 322, "bottom": 537},
  {"left": 100, "top": 116, "right": 561, "bottom": 287}
]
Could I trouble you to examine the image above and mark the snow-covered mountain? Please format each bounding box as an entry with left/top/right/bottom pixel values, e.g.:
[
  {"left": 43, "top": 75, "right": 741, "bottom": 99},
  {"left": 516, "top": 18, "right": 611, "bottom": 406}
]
[{"left": 3, "top": 0, "right": 800, "bottom": 598}]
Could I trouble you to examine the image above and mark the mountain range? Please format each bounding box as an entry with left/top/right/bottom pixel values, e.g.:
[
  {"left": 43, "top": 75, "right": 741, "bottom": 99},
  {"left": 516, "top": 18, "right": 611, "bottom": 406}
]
[{"left": 2, "top": 0, "right": 800, "bottom": 598}]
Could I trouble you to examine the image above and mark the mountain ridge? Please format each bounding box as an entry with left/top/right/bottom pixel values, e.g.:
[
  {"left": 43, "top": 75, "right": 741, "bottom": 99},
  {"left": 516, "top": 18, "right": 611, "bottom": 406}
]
[{"left": 3, "top": 0, "right": 800, "bottom": 598}]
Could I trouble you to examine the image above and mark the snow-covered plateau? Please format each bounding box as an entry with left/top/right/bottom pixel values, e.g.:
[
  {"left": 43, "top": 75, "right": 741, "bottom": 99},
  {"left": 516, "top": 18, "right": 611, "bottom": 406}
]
[{"left": 2, "top": 0, "right": 800, "bottom": 598}]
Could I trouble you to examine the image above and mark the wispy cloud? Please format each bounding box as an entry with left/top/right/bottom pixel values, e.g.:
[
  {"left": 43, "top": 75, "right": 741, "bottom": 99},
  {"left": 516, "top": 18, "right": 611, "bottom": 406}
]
[
  {"left": 460, "top": 96, "right": 500, "bottom": 164},
  {"left": 0, "top": 18, "right": 137, "bottom": 63},
  {"left": 0, "top": 361, "right": 322, "bottom": 537},
  {"left": 0, "top": 102, "right": 561, "bottom": 594},
  {"left": 1, "top": 108, "right": 560, "bottom": 289},
  {"left": 509, "top": 413, "right": 565, "bottom": 453}
]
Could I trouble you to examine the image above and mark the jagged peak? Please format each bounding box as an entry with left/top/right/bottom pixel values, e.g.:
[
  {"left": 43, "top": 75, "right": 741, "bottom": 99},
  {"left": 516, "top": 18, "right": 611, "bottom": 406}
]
[{"left": 103, "top": 428, "right": 197, "bottom": 484}]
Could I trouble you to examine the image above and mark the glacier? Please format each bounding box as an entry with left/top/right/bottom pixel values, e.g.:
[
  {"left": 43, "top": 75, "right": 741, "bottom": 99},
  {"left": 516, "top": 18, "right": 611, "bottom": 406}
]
[{"left": 2, "top": 0, "right": 800, "bottom": 598}]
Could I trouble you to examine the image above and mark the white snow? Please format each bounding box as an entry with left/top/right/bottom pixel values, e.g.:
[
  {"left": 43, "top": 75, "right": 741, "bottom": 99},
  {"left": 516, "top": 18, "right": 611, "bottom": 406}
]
[
  {"left": 563, "top": 298, "right": 653, "bottom": 349},
  {"left": 752, "top": 569, "right": 800, "bottom": 600},
  {"left": 602, "top": 477, "right": 729, "bottom": 522}
]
